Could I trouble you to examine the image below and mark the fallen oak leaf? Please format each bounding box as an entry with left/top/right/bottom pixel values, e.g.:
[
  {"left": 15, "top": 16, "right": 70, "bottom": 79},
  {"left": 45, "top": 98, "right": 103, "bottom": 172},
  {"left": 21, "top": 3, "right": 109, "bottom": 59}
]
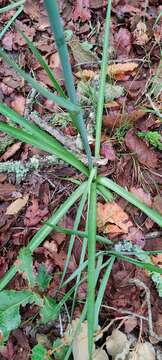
[{"left": 97, "top": 202, "right": 133, "bottom": 234}]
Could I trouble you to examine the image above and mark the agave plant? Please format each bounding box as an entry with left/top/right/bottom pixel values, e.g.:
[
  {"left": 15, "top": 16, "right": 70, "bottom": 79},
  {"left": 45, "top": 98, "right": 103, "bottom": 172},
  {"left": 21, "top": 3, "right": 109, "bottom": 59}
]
[{"left": 0, "top": 0, "right": 162, "bottom": 359}]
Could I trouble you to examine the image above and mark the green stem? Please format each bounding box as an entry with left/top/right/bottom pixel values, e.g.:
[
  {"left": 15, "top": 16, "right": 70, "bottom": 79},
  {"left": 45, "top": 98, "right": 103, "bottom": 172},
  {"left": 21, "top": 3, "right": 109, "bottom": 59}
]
[
  {"left": 95, "top": 0, "right": 112, "bottom": 158},
  {"left": 0, "top": 0, "right": 24, "bottom": 14},
  {"left": 0, "top": 6, "right": 23, "bottom": 40},
  {"left": 44, "top": 0, "right": 93, "bottom": 169}
]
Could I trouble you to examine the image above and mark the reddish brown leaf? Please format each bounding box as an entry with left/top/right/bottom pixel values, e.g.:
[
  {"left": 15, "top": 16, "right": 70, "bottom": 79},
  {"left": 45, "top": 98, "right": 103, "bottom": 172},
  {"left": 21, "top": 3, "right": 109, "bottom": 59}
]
[
  {"left": 115, "top": 28, "right": 132, "bottom": 58},
  {"left": 2, "top": 31, "right": 13, "bottom": 51},
  {"left": 72, "top": 0, "right": 91, "bottom": 22},
  {"left": 0, "top": 142, "right": 21, "bottom": 161},
  {"left": 101, "top": 141, "right": 116, "bottom": 161},
  {"left": 103, "top": 109, "right": 145, "bottom": 129},
  {"left": 24, "top": 197, "right": 49, "bottom": 226},
  {"left": 130, "top": 187, "right": 152, "bottom": 207},
  {"left": 125, "top": 129, "right": 158, "bottom": 168},
  {"left": 97, "top": 202, "right": 133, "bottom": 234},
  {"left": 11, "top": 95, "right": 26, "bottom": 115}
]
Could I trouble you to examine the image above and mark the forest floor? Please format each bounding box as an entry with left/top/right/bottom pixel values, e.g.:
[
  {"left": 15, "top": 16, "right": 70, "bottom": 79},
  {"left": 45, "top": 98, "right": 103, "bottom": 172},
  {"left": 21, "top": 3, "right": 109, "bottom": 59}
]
[{"left": 0, "top": 0, "right": 162, "bottom": 359}]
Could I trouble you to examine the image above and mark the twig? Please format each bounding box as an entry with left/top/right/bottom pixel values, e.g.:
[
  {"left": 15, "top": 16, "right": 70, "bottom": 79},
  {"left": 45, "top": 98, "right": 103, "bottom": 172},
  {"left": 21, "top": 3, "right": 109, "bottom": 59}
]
[{"left": 146, "top": 94, "right": 162, "bottom": 119}]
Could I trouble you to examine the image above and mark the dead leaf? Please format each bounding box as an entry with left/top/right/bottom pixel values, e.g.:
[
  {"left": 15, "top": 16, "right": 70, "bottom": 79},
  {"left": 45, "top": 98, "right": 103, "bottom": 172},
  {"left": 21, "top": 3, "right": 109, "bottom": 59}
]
[
  {"left": 133, "top": 21, "right": 149, "bottom": 46},
  {"left": 128, "top": 342, "right": 155, "bottom": 360},
  {"left": 6, "top": 195, "right": 29, "bottom": 215},
  {"left": 11, "top": 95, "right": 26, "bottom": 115},
  {"left": 103, "top": 109, "right": 145, "bottom": 129},
  {"left": 107, "top": 63, "right": 138, "bottom": 79},
  {"left": 72, "top": 0, "right": 91, "bottom": 22},
  {"left": 14, "top": 20, "right": 35, "bottom": 47},
  {"left": 69, "top": 36, "right": 98, "bottom": 64},
  {"left": 153, "top": 195, "right": 162, "bottom": 214},
  {"left": 75, "top": 69, "right": 96, "bottom": 80},
  {"left": 0, "top": 183, "right": 16, "bottom": 200},
  {"left": 0, "top": 142, "right": 21, "bottom": 161},
  {"left": 125, "top": 129, "right": 158, "bottom": 168},
  {"left": 130, "top": 187, "right": 152, "bottom": 207},
  {"left": 124, "top": 317, "right": 138, "bottom": 334},
  {"left": 101, "top": 141, "right": 116, "bottom": 161},
  {"left": 97, "top": 202, "right": 133, "bottom": 234},
  {"left": 2, "top": 31, "right": 13, "bottom": 51},
  {"left": 106, "top": 329, "right": 130, "bottom": 358},
  {"left": 24, "top": 197, "right": 49, "bottom": 226},
  {"left": 115, "top": 28, "right": 132, "bottom": 58}
]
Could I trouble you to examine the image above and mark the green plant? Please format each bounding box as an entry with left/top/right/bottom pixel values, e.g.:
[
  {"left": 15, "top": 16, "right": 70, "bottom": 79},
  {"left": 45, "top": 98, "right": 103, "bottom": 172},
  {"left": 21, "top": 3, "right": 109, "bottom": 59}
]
[
  {"left": 138, "top": 130, "right": 162, "bottom": 150},
  {"left": 114, "top": 121, "right": 131, "bottom": 144},
  {"left": 0, "top": 1, "right": 162, "bottom": 359}
]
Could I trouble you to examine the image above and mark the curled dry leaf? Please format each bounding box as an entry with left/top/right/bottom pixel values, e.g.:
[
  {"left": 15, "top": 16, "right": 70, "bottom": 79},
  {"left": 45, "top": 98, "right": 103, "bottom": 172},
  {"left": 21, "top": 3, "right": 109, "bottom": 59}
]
[
  {"left": 133, "top": 21, "right": 149, "bottom": 46},
  {"left": 6, "top": 195, "right": 29, "bottom": 215},
  {"left": 125, "top": 129, "right": 158, "bottom": 168},
  {"left": 107, "top": 63, "right": 138, "bottom": 79},
  {"left": 97, "top": 202, "right": 133, "bottom": 234},
  {"left": 0, "top": 142, "right": 22, "bottom": 161},
  {"left": 106, "top": 329, "right": 130, "bottom": 359}
]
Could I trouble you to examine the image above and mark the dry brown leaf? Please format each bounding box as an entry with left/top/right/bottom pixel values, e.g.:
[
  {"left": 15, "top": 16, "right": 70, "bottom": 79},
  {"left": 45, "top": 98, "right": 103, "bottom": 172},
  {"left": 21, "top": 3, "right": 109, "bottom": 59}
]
[
  {"left": 97, "top": 202, "right": 132, "bottom": 234},
  {"left": 6, "top": 195, "right": 29, "bottom": 215},
  {"left": 133, "top": 21, "right": 149, "bottom": 46},
  {"left": 0, "top": 142, "right": 21, "bottom": 161},
  {"left": 125, "top": 129, "right": 158, "bottom": 168},
  {"left": 153, "top": 195, "right": 162, "bottom": 215},
  {"left": 75, "top": 69, "right": 97, "bottom": 80},
  {"left": 103, "top": 109, "right": 145, "bottom": 129},
  {"left": 107, "top": 63, "right": 138, "bottom": 79}
]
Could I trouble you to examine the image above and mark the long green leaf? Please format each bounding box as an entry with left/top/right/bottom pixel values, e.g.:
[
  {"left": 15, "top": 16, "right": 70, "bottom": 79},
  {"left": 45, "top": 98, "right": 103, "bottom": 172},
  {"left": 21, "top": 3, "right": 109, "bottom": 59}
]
[
  {"left": 0, "top": 6, "right": 23, "bottom": 40},
  {"left": 94, "top": 256, "right": 115, "bottom": 329},
  {"left": 0, "top": 0, "right": 24, "bottom": 14},
  {"left": 97, "top": 176, "right": 162, "bottom": 227},
  {"left": 0, "top": 49, "right": 78, "bottom": 114},
  {"left": 87, "top": 180, "right": 97, "bottom": 359},
  {"left": 17, "top": 29, "right": 65, "bottom": 97},
  {"left": 44, "top": 224, "right": 111, "bottom": 244},
  {"left": 44, "top": 0, "right": 93, "bottom": 169},
  {"left": 0, "top": 181, "right": 87, "bottom": 291},
  {"left": 95, "top": 0, "right": 112, "bottom": 157},
  {"left": 0, "top": 103, "right": 89, "bottom": 176}
]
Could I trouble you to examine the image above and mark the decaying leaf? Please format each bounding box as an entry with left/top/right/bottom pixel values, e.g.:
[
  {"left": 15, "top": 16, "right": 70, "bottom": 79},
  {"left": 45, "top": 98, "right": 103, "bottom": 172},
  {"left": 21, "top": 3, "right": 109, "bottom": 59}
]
[
  {"left": 97, "top": 202, "right": 132, "bottom": 234},
  {"left": 133, "top": 21, "right": 149, "bottom": 46},
  {"left": 6, "top": 195, "right": 29, "bottom": 215},
  {"left": 107, "top": 63, "right": 138, "bottom": 79},
  {"left": 106, "top": 329, "right": 130, "bottom": 359},
  {"left": 128, "top": 342, "right": 155, "bottom": 360},
  {"left": 0, "top": 142, "right": 22, "bottom": 161},
  {"left": 69, "top": 36, "right": 98, "bottom": 64},
  {"left": 103, "top": 109, "right": 145, "bottom": 129},
  {"left": 125, "top": 129, "right": 158, "bottom": 168},
  {"left": 130, "top": 187, "right": 152, "bottom": 207},
  {"left": 75, "top": 69, "right": 96, "bottom": 80}
]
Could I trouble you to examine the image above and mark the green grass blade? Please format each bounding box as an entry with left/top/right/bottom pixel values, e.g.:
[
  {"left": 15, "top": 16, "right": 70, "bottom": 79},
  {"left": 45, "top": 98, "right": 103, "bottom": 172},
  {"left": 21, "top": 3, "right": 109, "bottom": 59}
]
[
  {"left": 17, "top": 30, "right": 65, "bottom": 97},
  {"left": 0, "top": 49, "right": 79, "bottom": 114},
  {"left": 97, "top": 177, "right": 162, "bottom": 227},
  {"left": 0, "top": 181, "right": 87, "bottom": 291},
  {"left": 0, "top": 0, "right": 24, "bottom": 14},
  {"left": 94, "top": 256, "right": 115, "bottom": 329},
  {"left": 87, "top": 180, "right": 97, "bottom": 359},
  {"left": 95, "top": 0, "right": 112, "bottom": 157},
  {"left": 44, "top": 224, "right": 111, "bottom": 245},
  {"left": 0, "top": 6, "right": 23, "bottom": 40},
  {"left": 109, "top": 251, "right": 162, "bottom": 274},
  {"left": 0, "top": 103, "right": 89, "bottom": 176},
  {"left": 61, "top": 191, "right": 88, "bottom": 285},
  {"left": 44, "top": 0, "right": 93, "bottom": 169},
  {"left": 97, "top": 184, "right": 113, "bottom": 202}
]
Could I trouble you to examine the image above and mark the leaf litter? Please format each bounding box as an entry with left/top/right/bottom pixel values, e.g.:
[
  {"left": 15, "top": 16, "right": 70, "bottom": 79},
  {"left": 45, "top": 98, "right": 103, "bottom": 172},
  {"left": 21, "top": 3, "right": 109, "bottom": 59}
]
[{"left": 0, "top": 0, "right": 162, "bottom": 358}]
